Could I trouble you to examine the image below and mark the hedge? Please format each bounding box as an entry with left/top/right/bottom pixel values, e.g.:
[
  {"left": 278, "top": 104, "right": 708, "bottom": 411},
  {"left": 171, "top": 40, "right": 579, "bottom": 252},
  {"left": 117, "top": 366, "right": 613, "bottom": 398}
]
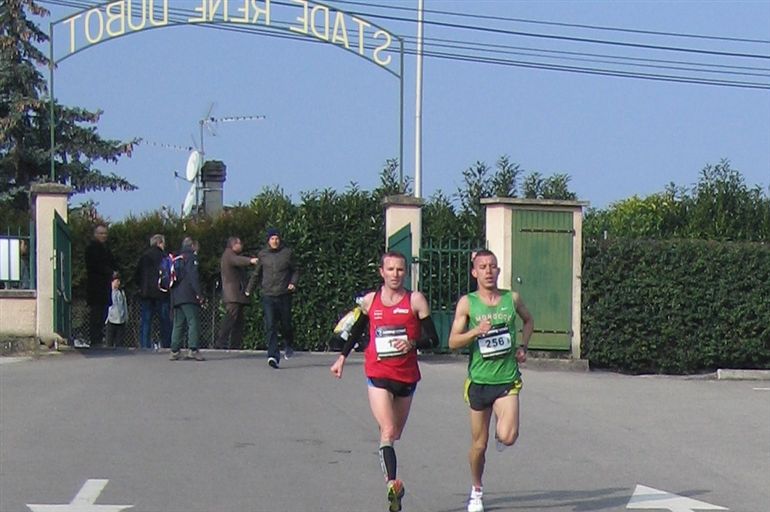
[
  {"left": 582, "top": 238, "right": 770, "bottom": 374},
  {"left": 69, "top": 187, "right": 385, "bottom": 350}
]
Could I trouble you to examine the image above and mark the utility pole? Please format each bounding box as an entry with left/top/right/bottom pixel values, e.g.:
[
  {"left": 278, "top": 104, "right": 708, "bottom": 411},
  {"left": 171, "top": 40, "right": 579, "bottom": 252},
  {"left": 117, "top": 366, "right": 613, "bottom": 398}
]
[{"left": 414, "top": 0, "right": 425, "bottom": 198}]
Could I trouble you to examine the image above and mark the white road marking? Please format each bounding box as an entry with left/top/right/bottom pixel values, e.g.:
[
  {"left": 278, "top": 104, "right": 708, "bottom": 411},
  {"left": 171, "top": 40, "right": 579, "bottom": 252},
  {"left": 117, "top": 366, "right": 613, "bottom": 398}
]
[
  {"left": 752, "top": 387, "right": 770, "bottom": 391},
  {"left": 627, "top": 484, "right": 727, "bottom": 512},
  {"left": 27, "top": 479, "right": 133, "bottom": 512}
]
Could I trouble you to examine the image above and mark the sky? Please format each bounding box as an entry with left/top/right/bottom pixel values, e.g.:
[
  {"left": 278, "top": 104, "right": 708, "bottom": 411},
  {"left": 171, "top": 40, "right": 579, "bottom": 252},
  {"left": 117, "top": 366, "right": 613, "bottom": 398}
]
[{"left": 36, "top": 0, "right": 770, "bottom": 221}]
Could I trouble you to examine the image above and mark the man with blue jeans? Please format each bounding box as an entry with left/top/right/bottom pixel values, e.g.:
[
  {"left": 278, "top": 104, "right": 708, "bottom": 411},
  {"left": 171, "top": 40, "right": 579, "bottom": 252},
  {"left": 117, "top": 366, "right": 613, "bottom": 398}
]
[
  {"left": 134, "top": 234, "right": 171, "bottom": 350},
  {"left": 246, "top": 228, "right": 299, "bottom": 369}
]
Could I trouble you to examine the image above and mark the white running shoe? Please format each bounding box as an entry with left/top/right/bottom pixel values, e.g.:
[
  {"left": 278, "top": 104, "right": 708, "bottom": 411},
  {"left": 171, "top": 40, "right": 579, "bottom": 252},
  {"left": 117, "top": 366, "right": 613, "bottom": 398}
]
[{"left": 467, "top": 487, "right": 484, "bottom": 512}]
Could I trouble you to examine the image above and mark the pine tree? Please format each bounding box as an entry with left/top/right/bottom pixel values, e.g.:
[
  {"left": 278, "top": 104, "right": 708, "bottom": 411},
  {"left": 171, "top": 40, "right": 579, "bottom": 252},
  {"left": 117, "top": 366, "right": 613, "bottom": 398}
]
[{"left": 0, "top": 0, "right": 137, "bottom": 212}]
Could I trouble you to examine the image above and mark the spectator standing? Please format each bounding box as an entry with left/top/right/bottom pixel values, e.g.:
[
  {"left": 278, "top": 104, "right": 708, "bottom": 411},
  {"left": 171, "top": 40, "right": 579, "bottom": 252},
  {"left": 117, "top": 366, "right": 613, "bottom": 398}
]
[
  {"left": 169, "top": 237, "right": 205, "bottom": 361},
  {"left": 246, "top": 227, "right": 299, "bottom": 368},
  {"left": 215, "top": 237, "right": 258, "bottom": 350},
  {"left": 105, "top": 271, "right": 127, "bottom": 348},
  {"left": 85, "top": 224, "right": 116, "bottom": 347},
  {"left": 134, "top": 234, "right": 171, "bottom": 350}
]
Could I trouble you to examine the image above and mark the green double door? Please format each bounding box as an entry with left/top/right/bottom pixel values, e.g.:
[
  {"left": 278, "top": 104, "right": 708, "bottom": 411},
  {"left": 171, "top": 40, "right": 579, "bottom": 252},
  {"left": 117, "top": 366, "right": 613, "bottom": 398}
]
[{"left": 511, "top": 210, "right": 573, "bottom": 351}]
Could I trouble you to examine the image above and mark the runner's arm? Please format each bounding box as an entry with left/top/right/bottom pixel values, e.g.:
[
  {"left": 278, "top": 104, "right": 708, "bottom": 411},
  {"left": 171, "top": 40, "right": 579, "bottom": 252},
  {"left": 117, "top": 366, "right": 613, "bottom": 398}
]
[
  {"left": 338, "top": 313, "right": 369, "bottom": 357},
  {"left": 448, "top": 295, "right": 482, "bottom": 349},
  {"left": 514, "top": 292, "right": 534, "bottom": 349},
  {"left": 410, "top": 292, "right": 439, "bottom": 350}
]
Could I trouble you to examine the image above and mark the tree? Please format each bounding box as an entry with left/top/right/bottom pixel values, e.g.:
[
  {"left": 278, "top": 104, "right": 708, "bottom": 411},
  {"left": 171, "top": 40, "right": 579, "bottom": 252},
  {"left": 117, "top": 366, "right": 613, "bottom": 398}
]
[
  {"left": 373, "top": 158, "right": 412, "bottom": 200},
  {"left": 490, "top": 155, "right": 521, "bottom": 198},
  {"left": 583, "top": 160, "right": 770, "bottom": 242},
  {"left": 0, "top": 0, "right": 137, "bottom": 213},
  {"left": 455, "top": 155, "right": 577, "bottom": 241},
  {"left": 523, "top": 172, "right": 577, "bottom": 200}
]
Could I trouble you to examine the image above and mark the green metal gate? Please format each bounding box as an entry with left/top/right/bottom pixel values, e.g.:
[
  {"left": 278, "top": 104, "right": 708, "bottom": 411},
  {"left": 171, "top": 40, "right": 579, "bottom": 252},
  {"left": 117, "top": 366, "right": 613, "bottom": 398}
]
[
  {"left": 417, "top": 238, "right": 480, "bottom": 351},
  {"left": 511, "top": 209, "right": 573, "bottom": 350},
  {"left": 53, "top": 212, "right": 72, "bottom": 340}
]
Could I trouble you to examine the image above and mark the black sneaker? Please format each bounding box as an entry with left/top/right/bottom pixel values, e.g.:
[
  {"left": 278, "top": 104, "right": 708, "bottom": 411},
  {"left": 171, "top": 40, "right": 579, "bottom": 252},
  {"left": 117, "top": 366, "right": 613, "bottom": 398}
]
[
  {"left": 284, "top": 346, "right": 295, "bottom": 359},
  {"left": 268, "top": 357, "right": 279, "bottom": 369}
]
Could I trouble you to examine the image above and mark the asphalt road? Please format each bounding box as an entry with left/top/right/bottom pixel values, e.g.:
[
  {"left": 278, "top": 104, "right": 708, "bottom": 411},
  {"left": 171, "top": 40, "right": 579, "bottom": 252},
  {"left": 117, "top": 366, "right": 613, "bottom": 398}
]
[{"left": 1, "top": 350, "right": 768, "bottom": 512}]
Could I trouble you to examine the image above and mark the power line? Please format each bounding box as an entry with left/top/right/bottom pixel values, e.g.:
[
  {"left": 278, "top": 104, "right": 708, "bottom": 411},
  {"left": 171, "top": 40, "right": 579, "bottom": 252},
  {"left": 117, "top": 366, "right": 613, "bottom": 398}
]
[
  {"left": 40, "top": 0, "right": 770, "bottom": 89},
  {"left": 202, "top": 21, "right": 770, "bottom": 89},
  {"left": 400, "top": 37, "right": 770, "bottom": 79},
  {"left": 331, "top": 0, "right": 770, "bottom": 45},
  {"left": 325, "top": 6, "right": 770, "bottom": 61},
  {"left": 403, "top": 35, "right": 770, "bottom": 74}
]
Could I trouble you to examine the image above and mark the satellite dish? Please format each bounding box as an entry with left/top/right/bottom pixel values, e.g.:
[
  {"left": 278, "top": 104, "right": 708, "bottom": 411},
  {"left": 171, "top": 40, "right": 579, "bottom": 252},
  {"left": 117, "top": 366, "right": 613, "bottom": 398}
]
[
  {"left": 182, "top": 184, "right": 196, "bottom": 217},
  {"left": 186, "top": 150, "right": 202, "bottom": 181}
]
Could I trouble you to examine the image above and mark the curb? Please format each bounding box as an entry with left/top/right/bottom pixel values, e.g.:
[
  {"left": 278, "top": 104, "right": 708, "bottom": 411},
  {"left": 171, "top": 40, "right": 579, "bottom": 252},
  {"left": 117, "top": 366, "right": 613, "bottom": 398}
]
[
  {"left": 0, "top": 356, "right": 33, "bottom": 365},
  {"left": 521, "top": 358, "right": 590, "bottom": 372},
  {"left": 419, "top": 352, "right": 590, "bottom": 372},
  {"left": 716, "top": 369, "right": 770, "bottom": 381}
]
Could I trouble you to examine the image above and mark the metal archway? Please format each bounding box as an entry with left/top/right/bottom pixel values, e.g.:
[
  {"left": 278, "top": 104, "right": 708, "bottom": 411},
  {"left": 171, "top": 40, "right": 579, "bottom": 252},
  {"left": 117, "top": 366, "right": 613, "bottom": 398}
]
[{"left": 48, "top": 0, "right": 405, "bottom": 183}]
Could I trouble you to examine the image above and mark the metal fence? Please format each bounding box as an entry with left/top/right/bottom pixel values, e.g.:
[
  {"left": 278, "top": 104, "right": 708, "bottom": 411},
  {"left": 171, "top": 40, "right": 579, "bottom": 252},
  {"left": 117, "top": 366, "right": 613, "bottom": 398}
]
[
  {"left": 71, "top": 290, "right": 224, "bottom": 349},
  {"left": 0, "top": 229, "right": 35, "bottom": 290}
]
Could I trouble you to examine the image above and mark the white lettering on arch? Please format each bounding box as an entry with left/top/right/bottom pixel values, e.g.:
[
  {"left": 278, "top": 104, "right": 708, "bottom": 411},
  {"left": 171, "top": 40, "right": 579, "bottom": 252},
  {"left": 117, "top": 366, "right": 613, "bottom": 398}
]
[
  {"left": 331, "top": 10, "right": 349, "bottom": 49},
  {"left": 289, "top": 0, "right": 309, "bottom": 34},
  {"left": 84, "top": 9, "right": 104, "bottom": 44},
  {"left": 310, "top": 4, "right": 329, "bottom": 41},
  {"left": 372, "top": 29, "right": 392, "bottom": 67},
  {"left": 105, "top": 1, "right": 126, "bottom": 37},
  {"left": 351, "top": 16, "right": 370, "bottom": 56}
]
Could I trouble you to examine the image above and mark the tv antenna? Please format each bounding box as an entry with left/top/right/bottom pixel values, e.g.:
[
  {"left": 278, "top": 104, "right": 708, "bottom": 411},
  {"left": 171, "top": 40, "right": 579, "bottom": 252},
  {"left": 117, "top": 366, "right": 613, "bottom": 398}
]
[
  {"left": 196, "top": 103, "right": 266, "bottom": 157},
  {"left": 184, "top": 104, "right": 266, "bottom": 217},
  {"left": 141, "top": 105, "right": 266, "bottom": 218}
]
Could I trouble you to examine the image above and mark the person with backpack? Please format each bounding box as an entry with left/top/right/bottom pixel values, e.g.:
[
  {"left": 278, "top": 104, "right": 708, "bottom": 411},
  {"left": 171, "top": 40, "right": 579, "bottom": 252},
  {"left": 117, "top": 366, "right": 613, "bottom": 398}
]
[
  {"left": 169, "top": 237, "right": 205, "bottom": 361},
  {"left": 215, "top": 237, "right": 258, "bottom": 350},
  {"left": 133, "top": 234, "right": 171, "bottom": 350}
]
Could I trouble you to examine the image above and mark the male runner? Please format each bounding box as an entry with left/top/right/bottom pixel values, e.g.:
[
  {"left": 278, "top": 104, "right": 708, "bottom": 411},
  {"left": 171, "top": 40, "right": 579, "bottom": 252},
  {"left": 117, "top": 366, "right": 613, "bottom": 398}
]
[
  {"left": 448, "top": 249, "right": 534, "bottom": 512},
  {"left": 330, "top": 251, "right": 439, "bottom": 512}
]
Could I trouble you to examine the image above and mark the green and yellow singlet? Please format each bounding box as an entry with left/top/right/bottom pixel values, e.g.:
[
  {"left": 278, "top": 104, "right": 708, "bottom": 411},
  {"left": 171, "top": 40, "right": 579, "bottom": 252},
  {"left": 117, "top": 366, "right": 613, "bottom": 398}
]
[{"left": 467, "top": 290, "right": 520, "bottom": 385}]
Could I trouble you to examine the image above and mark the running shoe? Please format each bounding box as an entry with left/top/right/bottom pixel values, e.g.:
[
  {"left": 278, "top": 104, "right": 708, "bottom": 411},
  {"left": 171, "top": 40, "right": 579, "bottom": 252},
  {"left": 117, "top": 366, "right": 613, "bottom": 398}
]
[
  {"left": 386, "top": 479, "right": 404, "bottom": 512},
  {"left": 169, "top": 351, "right": 181, "bottom": 361},
  {"left": 284, "top": 346, "right": 295, "bottom": 359},
  {"left": 467, "top": 487, "right": 484, "bottom": 512},
  {"left": 268, "top": 357, "right": 279, "bottom": 369}
]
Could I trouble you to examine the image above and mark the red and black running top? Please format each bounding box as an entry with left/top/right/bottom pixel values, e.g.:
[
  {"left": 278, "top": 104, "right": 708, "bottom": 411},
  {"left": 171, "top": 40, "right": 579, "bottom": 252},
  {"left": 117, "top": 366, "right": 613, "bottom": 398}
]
[{"left": 364, "top": 289, "right": 422, "bottom": 384}]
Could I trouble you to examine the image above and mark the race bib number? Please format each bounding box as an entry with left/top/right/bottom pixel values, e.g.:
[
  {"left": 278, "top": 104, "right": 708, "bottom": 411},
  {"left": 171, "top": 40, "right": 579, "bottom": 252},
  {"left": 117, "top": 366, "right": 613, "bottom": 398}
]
[
  {"left": 375, "top": 326, "right": 408, "bottom": 358},
  {"left": 477, "top": 326, "right": 512, "bottom": 359}
]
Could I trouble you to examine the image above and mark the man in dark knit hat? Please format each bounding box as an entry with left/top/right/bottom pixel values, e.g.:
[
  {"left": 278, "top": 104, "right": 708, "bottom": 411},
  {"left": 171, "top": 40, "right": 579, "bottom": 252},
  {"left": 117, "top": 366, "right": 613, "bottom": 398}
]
[{"left": 246, "top": 228, "right": 299, "bottom": 368}]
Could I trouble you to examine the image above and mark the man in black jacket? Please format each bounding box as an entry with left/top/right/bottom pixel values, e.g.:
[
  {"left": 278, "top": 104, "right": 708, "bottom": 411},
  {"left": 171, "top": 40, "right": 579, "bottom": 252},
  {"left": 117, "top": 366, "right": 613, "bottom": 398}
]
[
  {"left": 134, "top": 234, "right": 171, "bottom": 350},
  {"left": 85, "top": 224, "right": 116, "bottom": 347},
  {"left": 246, "top": 228, "right": 299, "bottom": 369},
  {"left": 169, "top": 237, "right": 205, "bottom": 361}
]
